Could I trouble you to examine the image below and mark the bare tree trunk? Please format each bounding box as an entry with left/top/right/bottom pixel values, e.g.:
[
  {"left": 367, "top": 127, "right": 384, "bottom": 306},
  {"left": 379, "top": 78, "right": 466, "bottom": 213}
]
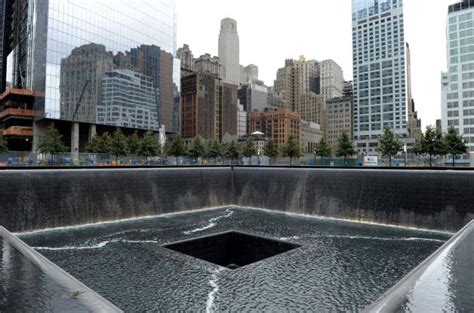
[{"left": 453, "top": 154, "right": 456, "bottom": 167}]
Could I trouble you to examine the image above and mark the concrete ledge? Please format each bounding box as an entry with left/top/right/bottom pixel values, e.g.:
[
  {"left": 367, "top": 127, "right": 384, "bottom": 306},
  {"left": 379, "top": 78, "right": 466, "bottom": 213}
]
[
  {"left": 364, "top": 220, "right": 474, "bottom": 312},
  {"left": 0, "top": 226, "right": 122, "bottom": 312}
]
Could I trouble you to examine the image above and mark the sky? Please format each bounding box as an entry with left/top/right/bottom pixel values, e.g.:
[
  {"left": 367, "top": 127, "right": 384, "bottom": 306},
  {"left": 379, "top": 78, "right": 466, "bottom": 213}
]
[{"left": 177, "top": 0, "right": 458, "bottom": 128}]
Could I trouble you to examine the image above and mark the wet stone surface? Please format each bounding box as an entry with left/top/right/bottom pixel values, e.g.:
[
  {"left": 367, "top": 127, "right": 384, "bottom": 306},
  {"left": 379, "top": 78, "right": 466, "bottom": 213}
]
[
  {"left": 20, "top": 208, "right": 450, "bottom": 312},
  {"left": 0, "top": 239, "right": 92, "bottom": 312}
]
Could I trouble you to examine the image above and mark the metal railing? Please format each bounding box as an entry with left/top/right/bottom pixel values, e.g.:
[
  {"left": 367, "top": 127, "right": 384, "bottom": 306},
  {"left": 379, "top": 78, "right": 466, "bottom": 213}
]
[{"left": 0, "top": 152, "right": 471, "bottom": 168}]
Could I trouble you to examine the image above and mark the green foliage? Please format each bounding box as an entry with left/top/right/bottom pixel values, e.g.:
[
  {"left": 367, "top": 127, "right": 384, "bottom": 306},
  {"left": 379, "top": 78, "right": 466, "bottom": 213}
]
[
  {"left": 128, "top": 131, "right": 141, "bottom": 155},
  {"left": 207, "top": 140, "right": 223, "bottom": 159},
  {"left": 224, "top": 141, "right": 241, "bottom": 160},
  {"left": 416, "top": 126, "right": 446, "bottom": 167},
  {"left": 336, "top": 131, "right": 355, "bottom": 160},
  {"left": 314, "top": 137, "right": 332, "bottom": 159},
  {"left": 282, "top": 135, "right": 301, "bottom": 165},
  {"left": 167, "top": 135, "right": 186, "bottom": 159},
  {"left": 38, "top": 125, "right": 68, "bottom": 154},
  {"left": 86, "top": 133, "right": 112, "bottom": 154},
  {"left": 444, "top": 126, "right": 467, "bottom": 166},
  {"left": 110, "top": 129, "right": 129, "bottom": 157},
  {"left": 187, "top": 136, "right": 206, "bottom": 159},
  {"left": 242, "top": 136, "right": 257, "bottom": 158},
  {"left": 138, "top": 131, "right": 160, "bottom": 158},
  {"left": 264, "top": 139, "right": 279, "bottom": 164},
  {"left": 0, "top": 134, "right": 7, "bottom": 154},
  {"left": 379, "top": 128, "right": 403, "bottom": 166}
]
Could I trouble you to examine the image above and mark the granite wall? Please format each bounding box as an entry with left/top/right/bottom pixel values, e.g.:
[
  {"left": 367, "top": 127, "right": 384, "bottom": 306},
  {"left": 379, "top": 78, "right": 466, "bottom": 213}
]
[{"left": 1, "top": 167, "right": 473, "bottom": 232}]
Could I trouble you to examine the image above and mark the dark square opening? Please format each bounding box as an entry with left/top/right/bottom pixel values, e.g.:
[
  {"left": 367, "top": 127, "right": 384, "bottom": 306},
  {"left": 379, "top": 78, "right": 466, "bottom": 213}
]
[{"left": 163, "top": 231, "right": 301, "bottom": 270}]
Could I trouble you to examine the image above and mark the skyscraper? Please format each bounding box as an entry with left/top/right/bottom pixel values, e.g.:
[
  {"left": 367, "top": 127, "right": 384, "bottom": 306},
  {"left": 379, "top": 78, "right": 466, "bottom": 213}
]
[
  {"left": 405, "top": 43, "right": 422, "bottom": 145},
  {"left": 0, "top": 0, "right": 179, "bottom": 154},
  {"left": 219, "top": 18, "right": 240, "bottom": 85},
  {"left": 320, "top": 60, "right": 344, "bottom": 100},
  {"left": 442, "top": 0, "right": 474, "bottom": 152},
  {"left": 274, "top": 56, "right": 325, "bottom": 127},
  {"left": 352, "top": 0, "right": 408, "bottom": 156},
  {"left": 180, "top": 72, "right": 237, "bottom": 141}
]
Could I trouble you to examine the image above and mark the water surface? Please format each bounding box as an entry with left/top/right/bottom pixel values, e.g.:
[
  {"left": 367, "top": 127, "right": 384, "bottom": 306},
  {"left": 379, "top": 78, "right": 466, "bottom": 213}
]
[{"left": 21, "top": 207, "right": 450, "bottom": 312}]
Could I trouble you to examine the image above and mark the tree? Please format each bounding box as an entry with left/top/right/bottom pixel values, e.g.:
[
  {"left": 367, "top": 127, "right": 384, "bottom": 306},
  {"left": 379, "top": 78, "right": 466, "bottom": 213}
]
[
  {"left": 110, "top": 129, "right": 129, "bottom": 161},
  {"left": 187, "top": 136, "right": 206, "bottom": 161},
  {"left": 207, "top": 140, "right": 223, "bottom": 163},
  {"left": 282, "top": 135, "right": 301, "bottom": 166},
  {"left": 224, "top": 141, "right": 241, "bottom": 163},
  {"left": 314, "top": 137, "right": 332, "bottom": 162},
  {"left": 86, "top": 133, "right": 113, "bottom": 154},
  {"left": 444, "top": 126, "right": 467, "bottom": 167},
  {"left": 417, "top": 126, "right": 446, "bottom": 167},
  {"left": 336, "top": 131, "right": 355, "bottom": 164},
  {"left": 138, "top": 131, "right": 160, "bottom": 162},
  {"left": 38, "top": 124, "right": 68, "bottom": 155},
  {"left": 0, "top": 134, "right": 7, "bottom": 154},
  {"left": 379, "top": 128, "right": 403, "bottom": 167},
  {"left": 242, "top": 136, "right": 257, "bottom": 165},
  {"left": 264, "top": 139, "right": 279, "bottom": 165},
  {"left": 128, "top": 131, "right": 141, "bottom": 155},
  {"left": 167, "top": 134, "right": 186, "bottom": 164}
]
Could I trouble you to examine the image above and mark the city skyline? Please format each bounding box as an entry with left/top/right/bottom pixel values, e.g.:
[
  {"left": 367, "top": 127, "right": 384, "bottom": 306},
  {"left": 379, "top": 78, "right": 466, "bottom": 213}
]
[{"left": 177, "top": 0, "right": 458, "bottom": 129}]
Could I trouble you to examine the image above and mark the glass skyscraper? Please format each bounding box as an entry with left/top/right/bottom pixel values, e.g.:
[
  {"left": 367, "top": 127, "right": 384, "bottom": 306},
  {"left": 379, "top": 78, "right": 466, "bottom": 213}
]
[
  {"left": 0, "top": 0, "right": 179, "bottom": 152},
  {"left": 442, "top": 0, "right": 474, "bottom": 152},
  {"left": 352, "top": 0, "right": 408, "bottom": 155}
]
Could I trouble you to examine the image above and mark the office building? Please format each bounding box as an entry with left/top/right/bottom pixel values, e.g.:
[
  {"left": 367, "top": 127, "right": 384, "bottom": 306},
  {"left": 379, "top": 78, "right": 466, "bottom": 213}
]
[
  {"left": 320, "top": 60, "right": 344, "bottom": 100},
  {"left": 274, "top": 56, "right": 320, "bottom": 108},
  {"left": 405, "top": 43, "right": 422, "bottom": 145},
  {"left": 219, "top": 18, "right": 240, "bottom": 85},
  {"left": 300, "top": 121, "right": 324, "bottom": 154},
  {"left": 441, "top": 0, "right": 474, "bottom": 152},
  {"left": 177, "top": 44, "right": 194, "bottom": 74},
  {"left": 177, "top": 44, "right": 224, "bottom": 78},
  {"left": 238, "top": 81, "right": 269, "bottom": 113},
  {"left": 194, "top": 54, "right": 224, "bottom": 78},
  {"left": 237, "top": 103, "right": 247, "bottom": 138},
  {"left": 352, "top": 0, "right": 408, "bottom": 155},
  {"left": 267, "top": 88, "right": 288, "bottom": 109},
  {"left": 249, "top": 108, "right": 300, "bottom": 150},
  {"left": 242, "top": 64, "right": 259, "bottom": 84},
  {"left": 180, "top": 72, "right": 237, "bottom": 141},
  {"left": 0, "top": 0, "right": 179, "bottom": 154},
  {"left": 299, "top": 93, "right": 327, "bottom": 128},
  {"left": 326, "top": 95, "right": 353, "bottom": 154}
]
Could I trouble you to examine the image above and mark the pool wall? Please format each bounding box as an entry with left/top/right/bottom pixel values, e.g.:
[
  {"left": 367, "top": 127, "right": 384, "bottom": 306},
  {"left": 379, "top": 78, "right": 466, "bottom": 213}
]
[
  {"left": 233, "top": 168, "right": 474, "bottom": 232},
  {"left": 0, "top": 167, "right": 473, "bottom": 232},
  {"left": 0, "top": 168, "right": 231, "bottom": 232}
]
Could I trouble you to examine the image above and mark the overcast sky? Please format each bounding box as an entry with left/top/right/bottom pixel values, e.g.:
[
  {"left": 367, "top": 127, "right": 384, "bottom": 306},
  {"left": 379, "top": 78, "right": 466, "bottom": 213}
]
[{"left": 177, "top": 0, "right": 458, "bottom": 128}]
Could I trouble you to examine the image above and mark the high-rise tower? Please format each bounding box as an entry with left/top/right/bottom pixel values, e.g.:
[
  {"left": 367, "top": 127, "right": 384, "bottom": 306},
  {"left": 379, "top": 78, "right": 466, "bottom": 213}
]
[
  {"left": 442, "top": 0, "right": 474, "bottom": 153},
  {"left": 218, "top": 18, "right": 240, "bottom": 85},
  {"left": 352, "top": 0, "right": 408, "bottom": 156}
]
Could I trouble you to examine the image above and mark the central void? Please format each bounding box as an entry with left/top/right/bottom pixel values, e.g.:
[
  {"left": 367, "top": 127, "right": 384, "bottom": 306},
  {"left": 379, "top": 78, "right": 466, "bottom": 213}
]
[
  {"left": 20, "top": 208, "right": 451, "bottom": 312},
  {"left": 163, "top": 231, "right": 301, "bottom": 270}
]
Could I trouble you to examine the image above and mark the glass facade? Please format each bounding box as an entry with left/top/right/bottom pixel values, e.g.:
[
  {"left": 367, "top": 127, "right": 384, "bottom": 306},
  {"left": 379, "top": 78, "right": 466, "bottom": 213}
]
[{"left": 26, "top": 0, "right": 179, "bottom": 132}]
